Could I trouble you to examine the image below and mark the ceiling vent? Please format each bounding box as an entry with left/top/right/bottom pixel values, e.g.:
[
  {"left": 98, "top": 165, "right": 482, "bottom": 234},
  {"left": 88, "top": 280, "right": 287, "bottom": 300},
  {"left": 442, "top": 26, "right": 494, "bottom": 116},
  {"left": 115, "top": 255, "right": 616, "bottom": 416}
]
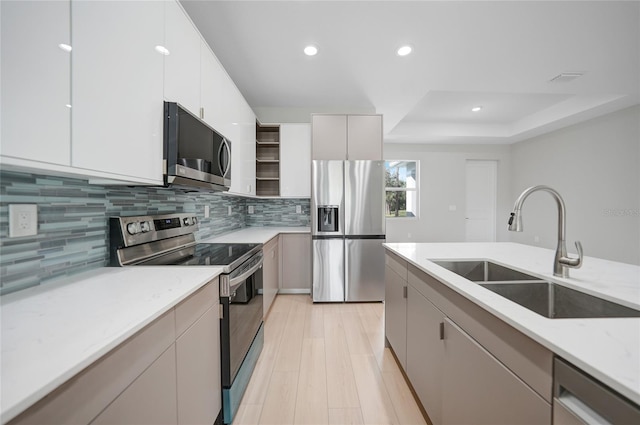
[{"left": 549, "top": 72, "right": 584, "bottom": 83}]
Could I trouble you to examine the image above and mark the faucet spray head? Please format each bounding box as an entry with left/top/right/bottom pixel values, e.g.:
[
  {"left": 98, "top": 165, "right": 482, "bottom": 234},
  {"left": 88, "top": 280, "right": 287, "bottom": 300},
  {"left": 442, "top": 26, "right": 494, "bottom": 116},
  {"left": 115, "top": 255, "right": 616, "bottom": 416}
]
[{"left": 508, "top": 210, "right": 523, "bottom": 232}]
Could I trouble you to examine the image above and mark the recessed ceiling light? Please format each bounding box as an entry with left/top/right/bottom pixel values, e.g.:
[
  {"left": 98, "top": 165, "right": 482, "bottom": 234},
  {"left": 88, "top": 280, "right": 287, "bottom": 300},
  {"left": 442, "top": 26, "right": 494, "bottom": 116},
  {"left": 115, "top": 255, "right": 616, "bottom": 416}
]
[
  {"left": 58, "top": 43, "right": 72, "bottom": 52},
  {"left": 397, "top": 45, "right": 412, "bottom": 56},
  {"left": 304, "top": 45, "right": 318, "bottom": 56},
  {"left": 471, "top": 106, "right": 483, "bottom": 112},
  {"left": 155, "top": 45, "right": 170, "bottom": 56}
]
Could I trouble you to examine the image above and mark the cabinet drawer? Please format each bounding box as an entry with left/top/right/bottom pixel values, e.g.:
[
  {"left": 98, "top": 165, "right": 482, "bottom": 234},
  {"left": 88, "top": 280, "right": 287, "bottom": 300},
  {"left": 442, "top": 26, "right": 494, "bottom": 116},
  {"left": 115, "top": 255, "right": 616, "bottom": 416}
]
[
  {"left": 408, "top": 264, "right": 553, "bottom": 403},
  {"left": 10, "top": 311, "right": 176, "bottom": 425},
  {"left": 91, "top": 346, "right": 177, "bottom": 425},
  {"left": 175, "top": 279, "right": 218, "bottom": 337},
  {"left": 443, "top": 318, "right": 550, "bottom": 425},
  {"left": 385, "top": 251, "right": 408, "bottom": 281}
]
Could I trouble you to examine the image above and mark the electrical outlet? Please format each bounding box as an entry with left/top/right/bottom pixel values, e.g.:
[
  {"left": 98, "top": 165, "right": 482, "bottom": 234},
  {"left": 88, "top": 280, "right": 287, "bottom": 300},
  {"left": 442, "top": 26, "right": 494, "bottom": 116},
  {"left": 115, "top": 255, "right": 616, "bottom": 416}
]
[
  {"left": 534, "top": 236, "right": 540, "bottom": 243},
  {"left": 228, "top": 206, "right": 232, "bottom": 216},
  {"left": 248, "top": 205, "right": 254, "bottom": 214},
  {"left": 204, "top": 205, "right": 210, "bottom": 218},
  {"left": 296, "top": 205, "right": 302, "bottom": 214},
  {"left": 9, "top": 204, "right": 38, "bottom": 237},
  {"left": 448, "top": 205, "right": 457, "bottom": 212}
]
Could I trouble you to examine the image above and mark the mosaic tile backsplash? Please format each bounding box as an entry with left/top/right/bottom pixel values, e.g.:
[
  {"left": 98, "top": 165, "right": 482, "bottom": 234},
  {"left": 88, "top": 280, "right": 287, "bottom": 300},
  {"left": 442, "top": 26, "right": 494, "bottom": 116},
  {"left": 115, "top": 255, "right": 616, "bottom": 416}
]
[{"left": 0, "top": 170, "right": 309, "bottom": 295}]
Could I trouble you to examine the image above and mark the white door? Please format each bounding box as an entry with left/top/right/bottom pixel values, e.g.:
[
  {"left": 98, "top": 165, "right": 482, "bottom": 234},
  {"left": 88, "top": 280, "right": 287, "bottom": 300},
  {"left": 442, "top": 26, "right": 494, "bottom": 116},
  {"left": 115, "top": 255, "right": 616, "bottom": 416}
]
[{"left": 465, "top": 160, "right": 497, "bottom": 242}]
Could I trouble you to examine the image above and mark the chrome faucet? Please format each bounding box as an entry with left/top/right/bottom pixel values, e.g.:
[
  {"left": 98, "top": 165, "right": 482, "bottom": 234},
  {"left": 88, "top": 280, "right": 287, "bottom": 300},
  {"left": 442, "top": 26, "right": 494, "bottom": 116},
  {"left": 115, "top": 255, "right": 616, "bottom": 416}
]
[{"left": 508, "top": 185, "right": 583, "bottom": 277}]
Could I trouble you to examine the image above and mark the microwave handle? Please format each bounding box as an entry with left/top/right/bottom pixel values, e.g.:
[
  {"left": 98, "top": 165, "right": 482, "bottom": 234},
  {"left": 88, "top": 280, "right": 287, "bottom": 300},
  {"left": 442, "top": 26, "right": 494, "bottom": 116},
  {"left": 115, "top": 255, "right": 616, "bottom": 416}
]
[{"left": 220, "top": 138, "right": 231, "bottom": 178}]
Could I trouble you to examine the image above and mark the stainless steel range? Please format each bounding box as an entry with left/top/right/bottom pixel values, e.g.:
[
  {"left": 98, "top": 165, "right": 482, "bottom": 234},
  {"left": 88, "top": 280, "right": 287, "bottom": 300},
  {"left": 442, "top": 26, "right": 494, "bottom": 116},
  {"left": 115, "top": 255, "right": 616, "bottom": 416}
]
[{"left": 109, "top": 213, "right": 263, "bottom": 425}]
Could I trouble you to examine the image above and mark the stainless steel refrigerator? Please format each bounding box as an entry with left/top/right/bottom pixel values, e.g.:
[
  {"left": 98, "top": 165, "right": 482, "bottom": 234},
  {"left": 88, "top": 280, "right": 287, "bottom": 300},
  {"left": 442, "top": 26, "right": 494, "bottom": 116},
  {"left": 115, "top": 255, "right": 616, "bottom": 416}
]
[{"left": 311, "top": 160, "right": 386, "bottom": 302}]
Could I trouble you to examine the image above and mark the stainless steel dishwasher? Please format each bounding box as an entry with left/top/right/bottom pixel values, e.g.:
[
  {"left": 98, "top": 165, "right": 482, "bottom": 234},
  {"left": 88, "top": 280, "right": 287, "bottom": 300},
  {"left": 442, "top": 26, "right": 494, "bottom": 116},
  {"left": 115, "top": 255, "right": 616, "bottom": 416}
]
[{"left": 553, "top": 357, "right": 640, "bottom": 424}]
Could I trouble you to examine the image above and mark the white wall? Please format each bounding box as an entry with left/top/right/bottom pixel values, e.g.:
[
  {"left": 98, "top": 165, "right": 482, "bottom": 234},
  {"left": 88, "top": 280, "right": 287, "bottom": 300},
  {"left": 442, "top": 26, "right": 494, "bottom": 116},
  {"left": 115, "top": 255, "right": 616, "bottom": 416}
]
[
  {"left": 509, "top": 105, "right": 640, "bottom": 265},
  {"left": 383, "top": 143, "right": 512, "bottom": 243}
]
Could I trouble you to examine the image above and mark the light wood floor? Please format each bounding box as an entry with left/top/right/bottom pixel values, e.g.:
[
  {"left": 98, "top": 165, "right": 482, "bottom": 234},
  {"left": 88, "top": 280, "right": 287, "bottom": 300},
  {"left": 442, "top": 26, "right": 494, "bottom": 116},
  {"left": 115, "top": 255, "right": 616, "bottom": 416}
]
[{"left": 232, "top": 295, "right": 427, "bottom": 425}]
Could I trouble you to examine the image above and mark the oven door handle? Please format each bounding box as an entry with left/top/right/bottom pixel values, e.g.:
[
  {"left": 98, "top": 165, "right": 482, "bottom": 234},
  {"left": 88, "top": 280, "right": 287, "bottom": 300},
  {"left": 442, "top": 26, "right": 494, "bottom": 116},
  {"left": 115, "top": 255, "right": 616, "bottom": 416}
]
[{"left": 228, "top": 256, "right": 264, "bottom": 292}]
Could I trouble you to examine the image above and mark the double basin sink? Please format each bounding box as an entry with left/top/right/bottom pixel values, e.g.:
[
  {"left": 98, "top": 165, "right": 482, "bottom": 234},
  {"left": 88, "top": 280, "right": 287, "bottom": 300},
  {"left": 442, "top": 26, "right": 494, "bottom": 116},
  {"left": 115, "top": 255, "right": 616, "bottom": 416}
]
[{"left": 432, "top": 260, "right": 640, "bottom": 319}]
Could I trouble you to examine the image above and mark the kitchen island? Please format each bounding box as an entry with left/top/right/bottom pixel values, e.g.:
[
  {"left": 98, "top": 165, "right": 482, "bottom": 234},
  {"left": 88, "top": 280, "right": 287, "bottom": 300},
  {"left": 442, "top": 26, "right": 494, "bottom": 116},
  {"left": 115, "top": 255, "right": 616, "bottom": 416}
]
[{"left": 384, "top": 242, "right": 640, "bottom": 424}]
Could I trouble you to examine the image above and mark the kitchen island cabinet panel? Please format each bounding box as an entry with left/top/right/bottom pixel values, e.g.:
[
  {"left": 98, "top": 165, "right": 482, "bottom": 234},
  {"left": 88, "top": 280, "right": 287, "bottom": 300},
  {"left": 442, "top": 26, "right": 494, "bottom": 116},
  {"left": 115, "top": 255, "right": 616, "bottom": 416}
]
[
  {"left": 384, "top": 257, "right": 407, "bottom": 370},
  {"left": 91, "top": 347, "right": 178, "bottom": 425},
  {"left": 280, "top": 233, "right": 311, "bottom": 293},
  {"left": 442, "top": 318, "right": 550, "bottom": 425},
  {"left": 408, "top": 264, "right": 553, "bottom": 403},
  {"left": 71, "top": 0, "right": 164, "bottom": 183},
  {"left": 406, "top": 285, "right": 445, "bottom": 425}
]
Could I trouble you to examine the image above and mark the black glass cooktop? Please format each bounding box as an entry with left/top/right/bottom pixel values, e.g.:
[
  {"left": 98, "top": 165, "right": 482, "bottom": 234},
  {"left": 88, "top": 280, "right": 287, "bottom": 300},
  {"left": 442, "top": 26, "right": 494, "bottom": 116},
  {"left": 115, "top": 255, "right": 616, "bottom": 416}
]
[{"left": 138, "top": 243, "right": 261, "bottom": 268}]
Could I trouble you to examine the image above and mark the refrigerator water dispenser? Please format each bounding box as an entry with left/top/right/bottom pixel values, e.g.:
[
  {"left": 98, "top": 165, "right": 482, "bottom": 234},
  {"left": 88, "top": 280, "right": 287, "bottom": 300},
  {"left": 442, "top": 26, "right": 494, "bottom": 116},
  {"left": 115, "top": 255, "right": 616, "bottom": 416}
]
[{"left": 318, "top": 206, "right": 339, "bottom": 232}]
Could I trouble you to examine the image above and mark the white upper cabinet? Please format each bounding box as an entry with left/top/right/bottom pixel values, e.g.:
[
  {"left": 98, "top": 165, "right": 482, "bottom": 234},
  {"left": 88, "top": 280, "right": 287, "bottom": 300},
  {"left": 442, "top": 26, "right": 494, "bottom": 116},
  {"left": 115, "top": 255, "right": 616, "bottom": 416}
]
[
  {"left": 200, "top": 43, "right": 231, "bottom": 136},
  {"left": 1, "top": 0, "right": 256, "bottom": 189},
  {"left": 280, "top": 123, "right": 311, "bottom": 197},
  {"left": 0, "top": 0, "right": 71, "bottom": 166},
  {"left": 71, "top": 0, "right": 164, "bottom": 183},
  {"left": 164, "top": 0, "right": 201, "bottom": 115},
  {"left": 228, "top": 99, "right": 256, "bottom": 196},
  {"left": 347, "top": 115, "right": 383, "bottom": 160}
]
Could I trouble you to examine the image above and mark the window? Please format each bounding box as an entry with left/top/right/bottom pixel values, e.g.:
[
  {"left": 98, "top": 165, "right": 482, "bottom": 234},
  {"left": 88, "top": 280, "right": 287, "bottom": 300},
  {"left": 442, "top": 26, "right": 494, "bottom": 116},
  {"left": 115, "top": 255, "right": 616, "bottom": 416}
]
[{"left": 385, "top": 160, "right": 418, "bottom": 218}]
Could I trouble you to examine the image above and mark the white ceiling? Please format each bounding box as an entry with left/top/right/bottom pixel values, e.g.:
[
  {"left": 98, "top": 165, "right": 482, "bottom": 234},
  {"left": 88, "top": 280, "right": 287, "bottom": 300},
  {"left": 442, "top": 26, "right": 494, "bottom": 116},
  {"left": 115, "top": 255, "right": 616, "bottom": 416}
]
[{"left": 180, "top": 0, "right": 640, "bottom": 144}]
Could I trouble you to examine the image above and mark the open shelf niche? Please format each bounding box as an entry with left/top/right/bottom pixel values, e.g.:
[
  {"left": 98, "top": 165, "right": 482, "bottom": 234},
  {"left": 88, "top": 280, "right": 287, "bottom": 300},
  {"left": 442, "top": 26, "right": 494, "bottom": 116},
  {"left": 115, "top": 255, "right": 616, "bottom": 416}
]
[{"left": 256, "top": 122, "right": 280, "bottom": 196}]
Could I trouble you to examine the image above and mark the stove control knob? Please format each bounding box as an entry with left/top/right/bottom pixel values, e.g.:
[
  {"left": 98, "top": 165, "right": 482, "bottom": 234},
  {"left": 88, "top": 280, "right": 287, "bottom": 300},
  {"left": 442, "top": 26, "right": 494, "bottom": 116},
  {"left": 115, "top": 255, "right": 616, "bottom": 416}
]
[
  {"left": 127, "top": 222, "right": 140, "bottom": 235},
  {"left": 183, "top": 217, "right": 191, "bottom": 226},
  {"left": 140, "top": 221, "right": 151, "bottom": 233},
  {"left": 192, "top": 217, "right": 197, "bottom": 224}
]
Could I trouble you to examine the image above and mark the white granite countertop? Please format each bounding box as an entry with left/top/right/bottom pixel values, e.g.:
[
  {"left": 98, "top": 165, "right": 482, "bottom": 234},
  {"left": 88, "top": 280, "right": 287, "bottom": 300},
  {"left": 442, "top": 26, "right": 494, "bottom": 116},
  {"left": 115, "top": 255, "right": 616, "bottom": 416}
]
[
  {"left": 383, "top": 242, "right": 640, "bottom": 405},
  {"left": 0, "top": 266, "right": 222, "bottom": 423},
  {"left": 201, "top": 226, "right": 310, "bottom": 244}
]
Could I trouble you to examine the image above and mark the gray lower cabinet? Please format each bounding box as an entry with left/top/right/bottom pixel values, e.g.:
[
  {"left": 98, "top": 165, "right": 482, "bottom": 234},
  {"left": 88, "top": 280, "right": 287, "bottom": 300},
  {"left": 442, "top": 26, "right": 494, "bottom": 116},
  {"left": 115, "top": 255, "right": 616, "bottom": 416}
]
[
  {"left": 176, "top": 306, "right": 221, "bottom": 425},
  {"left": 383, "top": 251, "right": 552, "bottom": 425},
  {"left": 92, "top": 347, "right": 178, "bottom": 425},
  {"left": 263, "top": 235, "right": 280, "bottom": 317},
  {"left": 9, "top": 279, "right": 220, "bottom": 425},
  {"left": 406, "top": 286, "right": 445, "bottom": 425},
  {"left": 280, "top": 233, "right": 311, "bottom": 293},
  {"left": 442, "top": 318, "right": 550, "bottom": 425},
  {"left": 384, "top": 263, "right": 407, "bottom": 370}
]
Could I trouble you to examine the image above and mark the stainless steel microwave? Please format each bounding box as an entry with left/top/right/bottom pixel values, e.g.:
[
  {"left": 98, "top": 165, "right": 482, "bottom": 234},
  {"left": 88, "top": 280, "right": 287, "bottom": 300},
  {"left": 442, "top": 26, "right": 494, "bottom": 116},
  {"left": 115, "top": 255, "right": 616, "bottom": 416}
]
[{"left": 163, "top": 101, "right": 231, "bottom": 191}]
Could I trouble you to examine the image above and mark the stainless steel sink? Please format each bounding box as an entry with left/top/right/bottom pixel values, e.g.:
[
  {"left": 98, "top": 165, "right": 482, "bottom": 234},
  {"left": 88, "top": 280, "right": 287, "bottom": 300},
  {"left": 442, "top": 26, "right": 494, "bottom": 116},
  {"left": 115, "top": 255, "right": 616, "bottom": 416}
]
[
  {"left": 431, "top": 260, "right": 640, "bottom": 319},
  {"left": 479, "top": 282, "right": 640, "bottom": 319},
  {"left": 432, "top": 260, "right": 542, "bottom": 282}
]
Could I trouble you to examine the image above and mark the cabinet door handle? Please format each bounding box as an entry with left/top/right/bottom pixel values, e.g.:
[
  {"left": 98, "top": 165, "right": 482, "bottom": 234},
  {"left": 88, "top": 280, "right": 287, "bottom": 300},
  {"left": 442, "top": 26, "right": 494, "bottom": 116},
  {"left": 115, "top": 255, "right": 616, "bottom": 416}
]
[
  {"left": 200, "top": 107, "right": 205, "bottom": 119},
  {"left": 403, "top": 286, "right": 407, "bottom": 298},
  {"left": 439, "top": 322, "right": 445, "bottom": 340}
]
